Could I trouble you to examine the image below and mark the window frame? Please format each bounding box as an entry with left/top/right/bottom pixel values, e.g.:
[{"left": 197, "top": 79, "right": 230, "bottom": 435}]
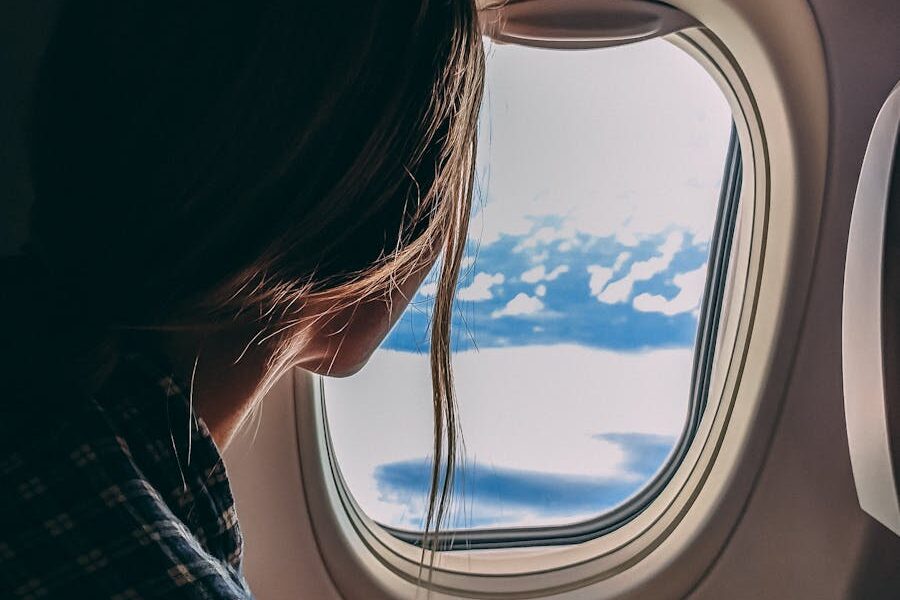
[
  {"left": 292, "top": 1, "right": 829, "bottom": 594},
  {"left": 369, "top": 124, "right": 744, "bottom": 551}
]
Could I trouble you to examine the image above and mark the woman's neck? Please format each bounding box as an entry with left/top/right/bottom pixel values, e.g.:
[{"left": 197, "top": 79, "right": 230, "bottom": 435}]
[{"left": 150, "top": 324, "right": 276, "bottom": 450}]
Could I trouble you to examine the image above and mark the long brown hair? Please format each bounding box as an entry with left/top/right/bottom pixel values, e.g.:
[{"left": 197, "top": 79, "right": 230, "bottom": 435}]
[{"left": 14, "top": 0, "right": 483, "bottom": 569}]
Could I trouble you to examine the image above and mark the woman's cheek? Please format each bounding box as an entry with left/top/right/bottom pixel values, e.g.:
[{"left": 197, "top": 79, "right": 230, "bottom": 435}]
[{"left": 296, "top": 295, "right": 400, "bottom": 377}]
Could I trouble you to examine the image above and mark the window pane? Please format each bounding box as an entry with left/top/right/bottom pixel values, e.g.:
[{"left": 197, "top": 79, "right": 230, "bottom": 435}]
[{"left": 323, "top": 38, "right": 733, "bottom": 533}]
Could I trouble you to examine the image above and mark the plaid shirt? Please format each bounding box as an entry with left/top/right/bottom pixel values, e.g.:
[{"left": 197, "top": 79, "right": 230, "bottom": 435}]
[{"left": 0, "top": 350, "right": 252, "bottom": 599}]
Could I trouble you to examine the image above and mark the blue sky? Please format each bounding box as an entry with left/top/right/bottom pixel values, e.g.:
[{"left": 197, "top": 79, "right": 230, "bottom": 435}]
[
  {"left": 384, "top": 223, "right": 710, "bottom": 354},
  {"left": 323, "top": 37, "right": 732, "bottom": 533}
]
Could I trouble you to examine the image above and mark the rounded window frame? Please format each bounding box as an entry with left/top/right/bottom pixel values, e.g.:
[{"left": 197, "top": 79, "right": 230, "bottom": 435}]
[{"left": 293, "top": 1, "right": 828, "bottom": 596}]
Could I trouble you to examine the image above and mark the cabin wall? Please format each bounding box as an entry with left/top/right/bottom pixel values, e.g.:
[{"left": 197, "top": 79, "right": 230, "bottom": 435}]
[{"left": 692, "top": 0, "right": 900, "bottom": 597}]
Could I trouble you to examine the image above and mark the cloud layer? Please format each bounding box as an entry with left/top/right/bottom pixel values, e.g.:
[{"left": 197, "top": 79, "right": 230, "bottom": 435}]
[
  {"left": 326, "top": 346, "right": 692, "bottom": 529},
  {"left": 374, "top": 433, "right": 675, "bottom": 529}
]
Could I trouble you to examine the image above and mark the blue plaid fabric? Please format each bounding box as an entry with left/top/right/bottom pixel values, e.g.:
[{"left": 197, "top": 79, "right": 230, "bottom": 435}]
[{"left": 0, "top": 351, "right": 253, "bottom": 599}]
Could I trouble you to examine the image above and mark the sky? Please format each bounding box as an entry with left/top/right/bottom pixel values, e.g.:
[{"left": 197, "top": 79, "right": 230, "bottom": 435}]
[{"left": 324, "top": 38, "right": 732, "bottom": 532}]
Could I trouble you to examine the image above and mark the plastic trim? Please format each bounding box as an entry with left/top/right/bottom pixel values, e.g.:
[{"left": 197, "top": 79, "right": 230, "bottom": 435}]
[{"left": 842, "top": 81, "right": 900, "bottom": 537}]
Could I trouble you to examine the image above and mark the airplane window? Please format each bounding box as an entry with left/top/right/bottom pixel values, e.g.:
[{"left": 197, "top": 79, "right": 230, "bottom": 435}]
[{"left": 322, "top": 37, "right": 737, "bottom": 546}]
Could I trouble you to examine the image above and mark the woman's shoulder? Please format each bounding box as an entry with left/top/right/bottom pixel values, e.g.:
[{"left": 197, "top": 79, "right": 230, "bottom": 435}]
[{"left": 0, "top": 350, "right": 251, "bottom": 599}]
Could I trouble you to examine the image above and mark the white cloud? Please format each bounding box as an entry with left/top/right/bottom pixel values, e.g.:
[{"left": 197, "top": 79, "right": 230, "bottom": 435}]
[
  {"left": 654, "top": 231, "right": 681, "bottom": 260},
  {"left": 472, "top": 208, "right": 533, "bottom": 246},
  {"left": 491, "top": 293, "right": 545, "bottom": 318},
  {"left": 586, "top": 252, "right": 633, "bottom": 300},
  {"left": 597, "top": 277, "right": 633, "bottom": 303},
  {"left": 521, "top": 264, "right": 570, "bottom": 284},
  {"left": 613, "top": 252, "right": 631, "bottom": 272},
  {"left": 514, "top": 224, "right": 577, "bottom": 252},
  {"left": 545, "top": 265, "right": 569, "bottom": 281},
  {"left": 457, "top": 272, "right": 505, "bottom": 302},
  {"left": 639, "top": 232, "right": 683, "bottom": 274},
  {"left": 587, "top": 265, "right": 614, "bottom": 296},
  {"left": 593, "top": 232, "right": 684, "bottom": 304},
  {"left": 526, "top": 226, "right": 561, "bottom": 247},
  {"left": 521, "top": 265, "right": 545, "bottom": 284},
  {"left": 535, "top": 284, "right": 547, "bottom": 297},
  {"left": 633, "top": 264, "right": 707, "bottom": 316},
  {"left": 616, "top": 229, "right": 640, "bottom": 247},
  {"left": 417, "top": 281, "right": 438, "bottom": 298}
]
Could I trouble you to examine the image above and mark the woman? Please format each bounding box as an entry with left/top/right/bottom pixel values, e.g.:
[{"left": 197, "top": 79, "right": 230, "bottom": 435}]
[{"left": 0, "top": 0, "right": 484, "bottom": 597}]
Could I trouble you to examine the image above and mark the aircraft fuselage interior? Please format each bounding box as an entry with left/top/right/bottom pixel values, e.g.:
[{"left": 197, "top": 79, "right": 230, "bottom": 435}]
[{"left": 2, "top": 0, "right": 899, "bottom": 598}]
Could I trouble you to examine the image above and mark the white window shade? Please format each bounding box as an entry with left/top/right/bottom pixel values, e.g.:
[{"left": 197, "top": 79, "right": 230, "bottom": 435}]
[{"left": 843, "top": 81, "right": 900, "bottom": 537}]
